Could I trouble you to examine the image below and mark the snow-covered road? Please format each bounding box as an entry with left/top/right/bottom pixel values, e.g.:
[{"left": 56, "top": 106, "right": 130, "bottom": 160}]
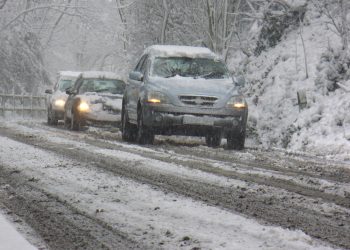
[{"left": 0, "top": 120, "right": 349, "bottom": 249}]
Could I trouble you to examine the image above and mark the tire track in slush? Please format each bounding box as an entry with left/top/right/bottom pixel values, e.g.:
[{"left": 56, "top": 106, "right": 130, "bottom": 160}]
[{"left": 0, "top": 123, "right": 349, "bottom": 249}]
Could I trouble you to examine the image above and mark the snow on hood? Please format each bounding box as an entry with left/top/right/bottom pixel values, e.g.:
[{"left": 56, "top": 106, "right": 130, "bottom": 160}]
[
  {"left": 79, "top": 92, "right": 122, "bottom": 111},
  {"left": 144, "top": 45, "right": 218, "bottom": 59},
  {"left": 51, "top": 90, "right": 68, "bottom": 101},
  {"left": 148, "top": 75, "right": 238, "bottom": 97}
]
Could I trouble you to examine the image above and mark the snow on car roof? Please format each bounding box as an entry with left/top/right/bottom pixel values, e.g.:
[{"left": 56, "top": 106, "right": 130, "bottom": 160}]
[
  {"left": 58, "top": 71, "right": 81, "bottom": 78},
  {"left": 144, "top": 45, "right": 217, "bottom": 59},
  {"left": 80, "top": 71, "right": 124, "bottom": 81}
]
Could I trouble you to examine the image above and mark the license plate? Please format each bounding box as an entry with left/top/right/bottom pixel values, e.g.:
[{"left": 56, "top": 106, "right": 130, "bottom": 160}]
[{"left": 183, "top": 116, "right": 214, "bottom": 126}]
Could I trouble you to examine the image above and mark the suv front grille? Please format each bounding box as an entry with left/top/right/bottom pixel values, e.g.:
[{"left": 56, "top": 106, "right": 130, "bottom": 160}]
[{"left": 179, "top": 95, "right": 218, "bottom": 107}]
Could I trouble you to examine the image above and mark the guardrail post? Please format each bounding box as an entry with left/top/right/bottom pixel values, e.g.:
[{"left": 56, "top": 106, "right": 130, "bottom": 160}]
[
  {"left": 297, "top": 90, "right": 307, "bottom": 111},
  {"left": 0, "top": 95, "right": 3, "bottom": 117},
  {"left": 12, "top": 94, "right": 15, "bottom": 113},
  {"left": 30, "top": 95, "right": 33, "bottom": 118},
  {"left": 22, "top": 95, "right": 24, "bottom": 117}
]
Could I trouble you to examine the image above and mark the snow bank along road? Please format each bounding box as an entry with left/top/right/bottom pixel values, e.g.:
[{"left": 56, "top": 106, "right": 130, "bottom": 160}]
[{"left": 0, "top": 120, "right": 349, "bottom": 250}]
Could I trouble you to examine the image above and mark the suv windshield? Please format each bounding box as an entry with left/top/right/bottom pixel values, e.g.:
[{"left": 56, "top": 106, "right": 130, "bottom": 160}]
[
  {"left": 151, "top": 57, "right": 230, "bottom": 79},
  {"left": 58, "top": 79, "right": 73, "bottom": 91},
  {"left": 79, "top": 79, "right": 125, "bottom": 95}
]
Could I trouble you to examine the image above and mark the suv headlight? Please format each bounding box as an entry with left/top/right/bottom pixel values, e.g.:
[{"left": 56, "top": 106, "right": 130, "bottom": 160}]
[
  {"left": 227, "top": 95, "right": 247, "bottom": 109},
  {"left": 146, "top": 91, "right": 169, "bottom": 104}
]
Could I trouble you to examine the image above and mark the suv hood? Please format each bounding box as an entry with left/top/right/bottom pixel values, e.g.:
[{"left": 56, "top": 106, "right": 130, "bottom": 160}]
[{"left": 148, "top": 76, "right": 238, "bottom": 97}]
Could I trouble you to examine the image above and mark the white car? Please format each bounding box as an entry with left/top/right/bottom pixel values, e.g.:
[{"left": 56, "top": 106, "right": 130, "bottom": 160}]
[
  {"left": 45, "top": 71, "right": 81, "bottom": 125},
  {"left": 64, "top": 71, "right": 126, "bottom": 130}
]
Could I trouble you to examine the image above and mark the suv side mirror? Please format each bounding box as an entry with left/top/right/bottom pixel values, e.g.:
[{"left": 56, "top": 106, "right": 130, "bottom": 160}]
[
  {"left": 45, "top": 89, "right": 53, "bottom": 94},
  {"left": 129, "top": 71, "right": 144, "bottom": 82},
  {"left": 233, "top": 75, "right": 245, "bottom": 87}
]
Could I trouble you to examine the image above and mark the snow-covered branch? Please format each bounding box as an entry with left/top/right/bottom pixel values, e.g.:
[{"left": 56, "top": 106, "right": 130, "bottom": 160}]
[
  {"left": 0, "top": 0, "right": 7, "bottom": 10},
  {"left": 1, "top": 4, "right": 86, "bottom": 32}
]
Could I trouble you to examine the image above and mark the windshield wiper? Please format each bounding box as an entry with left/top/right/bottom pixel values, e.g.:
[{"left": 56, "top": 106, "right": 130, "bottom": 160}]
[
  {"left": 164, "top": 73, "right": 177, "bottom": 78},
  {"left": 95, "top": 88, "right": 111, "bottom": 93},
  {"left": 200, "top": 72, "right": 225, "bottom": 79},
  {"left": 164, "top": 69, "right": 187, "bottom": 78}
]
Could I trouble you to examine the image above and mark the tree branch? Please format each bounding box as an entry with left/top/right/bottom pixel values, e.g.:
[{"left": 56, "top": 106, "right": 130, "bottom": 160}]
[
  {"left": 45, "top": 0, "right": 73, "bottom": 47},
  {"left": 0, "top": 0, "right": 8, "bottom": 10},
  {"left": 1, "top": 5, "right": 86, "bottom": 32}
]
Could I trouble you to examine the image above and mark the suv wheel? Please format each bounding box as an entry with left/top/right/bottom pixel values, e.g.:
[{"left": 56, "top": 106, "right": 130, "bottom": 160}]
[
  {"left": 47, "top": 107, "right": 58, "bottom": 126},
  {"left": 227, "top": 131, "right": 245, "bottom": 150},
  {"left": 205, "top": 132, "right": 222, "bottom": 147},
  {"left": 136, "top": 107, "right": 154, "bottom": 145},
  {"left": 121, "top": 106, "right": 137, "bottom": 142}
]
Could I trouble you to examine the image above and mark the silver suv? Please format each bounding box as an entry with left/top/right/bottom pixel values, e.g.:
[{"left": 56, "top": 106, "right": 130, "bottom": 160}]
[{"left": 121, "top": 45, "right": 248, "bottom": 149}]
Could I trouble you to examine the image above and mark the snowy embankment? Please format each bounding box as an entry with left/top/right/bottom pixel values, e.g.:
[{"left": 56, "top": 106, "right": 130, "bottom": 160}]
[
  {"left": 0, "top": 213, "right": 37, "bottom": 250},
  {"left": 232, "top": 2, "right": 350, "bottom": 161}
]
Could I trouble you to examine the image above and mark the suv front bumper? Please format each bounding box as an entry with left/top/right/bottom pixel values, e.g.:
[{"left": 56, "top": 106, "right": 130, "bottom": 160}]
[{"left": 142, "top": 104, "right": 248, "bottom": 136}]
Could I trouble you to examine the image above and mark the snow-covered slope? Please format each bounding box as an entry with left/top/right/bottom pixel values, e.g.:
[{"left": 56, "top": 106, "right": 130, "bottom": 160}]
[{"left": 232, "top": 1, "right": 350, "bottom": 161}]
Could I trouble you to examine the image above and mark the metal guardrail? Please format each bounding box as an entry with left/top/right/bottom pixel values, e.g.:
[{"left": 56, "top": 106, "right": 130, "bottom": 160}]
[{"left": 0, "top": 94, "right": 47, "bottom": 117}]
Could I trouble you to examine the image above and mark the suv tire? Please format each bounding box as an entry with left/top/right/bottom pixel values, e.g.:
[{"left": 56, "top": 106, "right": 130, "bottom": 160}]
[
  {"left": 205, "top": 132, "right": 222, "bottom": 147},
  {"left": 227, "top": 131, "right": 245, "bottom": 150},
  {"left": 136, "top": 107, "right": 154, "bottom": 145},
  {"left": 121, "top": 105, "right": 137, "bottom": 142}
]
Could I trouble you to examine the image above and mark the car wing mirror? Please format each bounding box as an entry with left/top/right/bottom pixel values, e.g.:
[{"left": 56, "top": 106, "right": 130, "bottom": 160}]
[
  {"left": 45, "top": 89, "right": 53, "bottom": 94},
  {"left": 65, "top": 87, "right": 76, "bottom": 95},
  {"left": 129, "top": 71, "right": 144, "bottom": 82}
]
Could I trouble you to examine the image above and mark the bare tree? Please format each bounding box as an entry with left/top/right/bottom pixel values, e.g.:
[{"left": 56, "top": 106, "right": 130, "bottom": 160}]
[
  {"left": 116, "top": 0, "right": 129, "bottom": 53},
  {"left": 313, "top": 0, "right": 349, "bottom": 51},
  {"left": 340, "top": 0, "right": 349, "bottom": 50},
  {"left": 0, "top": 0, "right": 8, "bottom": 9},
  {"left": 45, "top": 0, "right": 73, "bottom": 47},
  {"left": 160, "top": 0, "right": 169, "bottom": 44}
]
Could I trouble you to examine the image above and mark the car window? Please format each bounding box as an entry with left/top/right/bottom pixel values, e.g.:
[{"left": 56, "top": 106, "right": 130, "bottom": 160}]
[
  {"left": 78, "top": 79, "right": 126, "bottom": 95},
  {"left": 57, "top": 79, "right": 73, "bottom": 91},
  {"left": 134, "top": 55, "right": 148, "bottom": 72},
  {"left": 151, "top": 57, "right": 230, "bottom": 79},
  {"left": 140, "top": 58, "right": 150, "bottom": 76}
]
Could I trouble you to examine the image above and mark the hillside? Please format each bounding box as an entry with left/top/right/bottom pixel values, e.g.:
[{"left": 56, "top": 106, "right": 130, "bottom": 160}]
[{"left": 232, "top": 0, "right": 350, "bottom": 160}]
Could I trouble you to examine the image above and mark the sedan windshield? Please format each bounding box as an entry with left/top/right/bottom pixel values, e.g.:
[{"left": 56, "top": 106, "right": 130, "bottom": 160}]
[
  {"left": 79, "top": 79, "right": 126, "bottom": 95},
  {"left": 151, "top": 57, "right": 230, "bottom": 79},
  {"left": 58, "top": 79, "right": 73, "bottom": 91}
]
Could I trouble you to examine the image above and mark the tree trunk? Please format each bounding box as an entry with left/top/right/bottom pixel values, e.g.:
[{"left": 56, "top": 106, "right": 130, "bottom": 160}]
[
  {"left": 116, "top": 0, "right": 128, "bottom": 54},
  {"left": 340, "top": 0, "right": 349, "bottom": 51},
  {"left": 160, "top": 0, "right": 169, "bottom": 44}
]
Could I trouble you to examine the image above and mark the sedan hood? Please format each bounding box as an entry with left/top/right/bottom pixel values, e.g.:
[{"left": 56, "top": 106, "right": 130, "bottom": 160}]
[
  {"left": 78, "top": 92, "right": 123, "bottom": 111},
  {"left": 148, "top": 76, "right": 238, "bottom": 97}
]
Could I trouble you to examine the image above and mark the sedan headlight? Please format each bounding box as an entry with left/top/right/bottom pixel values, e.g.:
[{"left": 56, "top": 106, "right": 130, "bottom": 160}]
[
  {"left": 227, "top": 95, "right": 247, "bottom": 109},
  {"left": 54, "top": 99, "right": 65, "bottom": 108},
  {"left": 78, "top": 101, "right": 90, "bottom": 112},
  {"left": 146, "top": 91, "right": 169, "bottom": 104}
]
